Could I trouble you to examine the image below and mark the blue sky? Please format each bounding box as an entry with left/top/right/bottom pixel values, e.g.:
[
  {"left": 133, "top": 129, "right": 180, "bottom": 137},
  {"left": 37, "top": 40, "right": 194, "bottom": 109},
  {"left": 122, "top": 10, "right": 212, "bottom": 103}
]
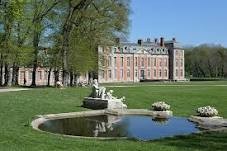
[{"left": 129, "top": 0, "right": 227, "bottom": 47}]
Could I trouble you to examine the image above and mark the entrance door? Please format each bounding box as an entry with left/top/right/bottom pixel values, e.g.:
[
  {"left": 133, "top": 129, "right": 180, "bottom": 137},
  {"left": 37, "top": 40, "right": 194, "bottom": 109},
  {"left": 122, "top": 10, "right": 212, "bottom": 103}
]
[{"left": 140, "top": 70, "right": 145, "bottom": 80}]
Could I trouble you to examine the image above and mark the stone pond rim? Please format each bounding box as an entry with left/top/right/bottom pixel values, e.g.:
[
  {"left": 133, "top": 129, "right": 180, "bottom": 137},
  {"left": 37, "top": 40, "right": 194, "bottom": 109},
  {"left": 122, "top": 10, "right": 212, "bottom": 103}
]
[
  {"left": 31, "top": 109, "right": 227, "bottom": 140},
  {"left": 31, "top": 109, "right": 173, "bottom": 140}
]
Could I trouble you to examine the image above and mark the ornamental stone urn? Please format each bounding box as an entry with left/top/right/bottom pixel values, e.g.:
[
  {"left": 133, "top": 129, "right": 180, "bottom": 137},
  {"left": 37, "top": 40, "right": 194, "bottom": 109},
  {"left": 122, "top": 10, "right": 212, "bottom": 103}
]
[{"left": 150, "top": 101, "right": 172, "bottom": 118}]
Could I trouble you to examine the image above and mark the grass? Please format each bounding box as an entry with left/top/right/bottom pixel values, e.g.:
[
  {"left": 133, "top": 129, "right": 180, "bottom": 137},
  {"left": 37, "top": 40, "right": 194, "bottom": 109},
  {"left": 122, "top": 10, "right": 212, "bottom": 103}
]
[{"left": 0, "top": 82, "right": 227, "bottom": 151}]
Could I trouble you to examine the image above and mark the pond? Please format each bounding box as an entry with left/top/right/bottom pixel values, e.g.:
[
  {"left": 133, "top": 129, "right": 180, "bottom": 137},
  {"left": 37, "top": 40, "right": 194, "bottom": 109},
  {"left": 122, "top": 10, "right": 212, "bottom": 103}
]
[{"left": 38, "top": 114, "right": 200, "bottom": 141}]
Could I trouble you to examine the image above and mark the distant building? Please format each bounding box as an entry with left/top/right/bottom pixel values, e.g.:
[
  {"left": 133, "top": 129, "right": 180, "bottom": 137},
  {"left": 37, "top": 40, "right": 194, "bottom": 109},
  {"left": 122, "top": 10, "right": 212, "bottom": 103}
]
[
  {"left": 0, "top": 37, "right": 185, "bottom": 86},
  {"left": 17, "top": 68, "right": 89, "bottom": 86},
  {"left": 98, "top": 37, "right": 185, "bottom": 83}
]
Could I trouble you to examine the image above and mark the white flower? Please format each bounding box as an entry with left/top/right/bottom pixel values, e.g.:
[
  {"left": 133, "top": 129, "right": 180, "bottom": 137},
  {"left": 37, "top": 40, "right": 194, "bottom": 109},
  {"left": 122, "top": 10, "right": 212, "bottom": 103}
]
[
  {"left": 151, "top": 101, "right": 170, "bottom": 111},
  {"left": 197, "top": 106, "right": 218, "bottom": 117}
]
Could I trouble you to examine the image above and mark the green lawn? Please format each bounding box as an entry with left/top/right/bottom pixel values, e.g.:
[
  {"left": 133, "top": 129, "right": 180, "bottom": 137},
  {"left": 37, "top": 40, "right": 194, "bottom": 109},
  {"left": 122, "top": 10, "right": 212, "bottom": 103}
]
[{"left": 0, "top": 82, "right": 227, "bottom": 151}]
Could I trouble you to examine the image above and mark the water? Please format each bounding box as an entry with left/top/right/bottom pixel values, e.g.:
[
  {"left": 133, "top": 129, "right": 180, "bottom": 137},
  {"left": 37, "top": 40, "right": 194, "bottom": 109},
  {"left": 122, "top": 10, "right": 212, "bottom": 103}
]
[{"left": 38, "top": 115, "right": 200, "bottom": 141}]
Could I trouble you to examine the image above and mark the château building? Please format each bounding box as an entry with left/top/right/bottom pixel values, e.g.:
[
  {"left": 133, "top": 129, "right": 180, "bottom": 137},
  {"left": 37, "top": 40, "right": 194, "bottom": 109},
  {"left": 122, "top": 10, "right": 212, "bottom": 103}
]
[
  {"left": 98, "top": 37, "right": 185, "bottom": 83},
  {"left": 1, "top": 37, "right": 185, "bottom": 86}
]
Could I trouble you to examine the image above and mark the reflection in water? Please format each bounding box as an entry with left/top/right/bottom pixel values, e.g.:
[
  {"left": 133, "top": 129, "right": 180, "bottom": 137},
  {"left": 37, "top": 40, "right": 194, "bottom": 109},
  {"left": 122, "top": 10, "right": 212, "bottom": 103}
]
[
  {"left": 152, "top": 117, "right": 169, "bottom": 125},
  {"left": 39, "top": 115, "right": 200, "bottom": 141}
]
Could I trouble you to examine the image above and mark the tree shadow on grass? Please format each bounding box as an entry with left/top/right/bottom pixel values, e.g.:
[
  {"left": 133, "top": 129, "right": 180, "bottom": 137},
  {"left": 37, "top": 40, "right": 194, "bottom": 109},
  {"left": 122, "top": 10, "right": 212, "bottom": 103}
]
[{"left": 156, "top": 131, "right": 227, "bottom": 151}]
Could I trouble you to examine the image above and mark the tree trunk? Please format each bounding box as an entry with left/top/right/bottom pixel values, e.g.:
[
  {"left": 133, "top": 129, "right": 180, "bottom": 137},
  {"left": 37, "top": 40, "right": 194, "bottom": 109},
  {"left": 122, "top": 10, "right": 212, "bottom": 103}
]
[
  {"left": 11, "top": 62, "right": 19, "bottom": 86},
  {"left": 70, "top": 71, "right": 74, "bottom": 86},
  {"left": 61, "top": 0, "right": 92, "bottom": 86},
  {"left": 4, "top": 64, "right": 9, "bottom": 86},
  {"left": 47, "top": 67, "right": 52, "bottom": 86},
  {"left": 54, "top": 69, "right": 59, "bottom": 86},
  {"left": 62, "top": 27, "right": 71, "bottom": 87},
  {"left": 31, "top": 31, "right": 40, "bottom": 87},
  {"left": 31, "top": 54, "right": 38, "bottom": 87},
  {"left": 0, "top": 58, "right": 3, "bottom": 86},
  {"left": 15, "top": 66, "right": 19, "bottom": 85}
]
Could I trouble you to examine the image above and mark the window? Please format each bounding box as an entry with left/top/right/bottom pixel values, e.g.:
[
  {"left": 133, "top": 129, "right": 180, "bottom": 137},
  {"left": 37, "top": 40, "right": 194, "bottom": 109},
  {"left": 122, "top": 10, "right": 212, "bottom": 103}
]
[
  {"left": 127, "top": 69, "right": 130, "bottom": 78},
  {"left": 165, "top": 58, "right": 168, "bottom": 66},
  {"left": 135, "top": 57, "right": 138, "bottom": 66},
  {"left": 176, "top": 59, "right": 178, "bottom": 66},
  {"left": 101, "top": 70, "right": 105, "bottom": 78},
  {"left": 141, "top": 58, "right": 144, "bottom": 67},
  {"left": 154, "top": 58, "right": 156, "bottom": 66},
  {"left": 121, "top": 57, "right": 124, "bottom": 67},
  {"left": 148, "top": 69, "right": 150, "bottom": 77},
  {"left": 114, "top": 47, "right": 117, "bottom": 53},
  {"left": 176, "top": 69, "right": 178, "bottom": 76},
  {"left": 159, "top": 59, "right": 162, "bottom": 66},
  {"left": 159, "top": 69, "right": 162, "bottom": 77},
  {"left": 20, "top": 71, "right": 25, "bottom": 80},
  {"left": 181, "top": 59, "right": 183, "bottom": 67},
  {"left": 127, "top": 57, "right": 130, "bottom": 66},
  {"left": 114, "top": 69, "right": 117, "bottom": 79},
  {"left": 101, "top": 56, "right": 105, "bottom": 66},
  {"left": 120, "top": 69, "right": 124, "bottom": 79},
  {"left": 135, "top": 69, "right": 138, "bottom": 77},
  {"left": 45, "top": 71, "right": 48, "bottom": 79},
  {"left": 180, "top": 69, "right": 183, "bottom": 77},
  {"left": 154, "top": 69, "right": 156, "bottom": 77},
  {"left": 108, "top": 56, "right": 112, "bottom": 67},
  {"left": 178, "top": 51, "right": 181, "bottom": 56},
  {"left": 29, "top": 71, "right": 32, "bottom": 79},
  {"left": 120, "top": 47, "right": 123, "bottom": 53},
  {"left": 114, "top": 57, "right": 117, "bottom": 66},
  {"left": 108, "top": 70, "right": 112, "bottom": 78},
  {"left": 165, "top": 69, "right": 168, "bottom": 77},
  {"left": 38, "top": 71, "right": 42, "bottom": 80},
  {"left": 148, "top": 58, "right": 150, "bottom": 67}
]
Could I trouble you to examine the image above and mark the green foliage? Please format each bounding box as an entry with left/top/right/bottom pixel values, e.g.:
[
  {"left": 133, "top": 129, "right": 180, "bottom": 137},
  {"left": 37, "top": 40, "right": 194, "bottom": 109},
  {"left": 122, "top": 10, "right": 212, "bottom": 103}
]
[
  {"left": 67, "top": 0, "right": 130, "bottom": 74},
  {"left": 185, "top": 44, "right": 227, "bottom": 78},
  {"left": 0, "top": 0, "right": 130, "bottom": 86}
]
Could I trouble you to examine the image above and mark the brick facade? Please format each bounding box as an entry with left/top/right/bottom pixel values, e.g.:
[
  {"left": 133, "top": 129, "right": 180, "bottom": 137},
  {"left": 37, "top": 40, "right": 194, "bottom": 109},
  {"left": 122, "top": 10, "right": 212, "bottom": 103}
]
[{"left": 98, "top": 38, "right": 185, "bottom": 83}]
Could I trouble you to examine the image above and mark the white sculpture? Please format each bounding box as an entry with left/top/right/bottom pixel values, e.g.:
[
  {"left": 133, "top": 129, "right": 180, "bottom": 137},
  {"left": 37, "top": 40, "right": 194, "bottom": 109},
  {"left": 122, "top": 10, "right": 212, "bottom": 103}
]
[
  {"left": 84, "top": 79, "right": 127, "bottom": 110},
  {"left": 56, "top": 81, "right": 63, "bottom": 88},
  {"left": 91, "top": 79, "right": 106, "bottom": 99}
]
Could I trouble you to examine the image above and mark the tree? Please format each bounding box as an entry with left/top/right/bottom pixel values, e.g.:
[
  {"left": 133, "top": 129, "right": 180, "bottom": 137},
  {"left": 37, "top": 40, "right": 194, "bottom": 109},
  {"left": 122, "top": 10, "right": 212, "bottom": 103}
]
[
  {"left": 60, "top": 0, "right": 130, "bottom": 86},
  {"left": 0, "top": 0, "right": 24, "bottom": 86},
  {"left": 29, "top": 0, "right": 60, "bottom": 86},
  {"left": 185, "top": 44, "right": 227, "bottom": 78}
]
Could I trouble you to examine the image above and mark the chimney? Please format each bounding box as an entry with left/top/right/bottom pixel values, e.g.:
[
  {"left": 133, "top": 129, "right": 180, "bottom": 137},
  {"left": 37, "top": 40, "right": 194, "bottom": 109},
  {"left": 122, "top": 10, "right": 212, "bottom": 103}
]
[
  {"left": 138, "top": 39, "right": 143, "bottom": 46},
  {"left": 172, "top": 37, "right": 176, "bottom": 42},
  {"left": 115, "top": 38, "right": 120, "bottom": 45},
  {"left": 154, "top": 38, "right": 158, "bottom": 44},
  {"left": 147, "top": 38, "right": 151, "bottom": 42},
  {"left": 160, "top": 37, "right": 164, "bottom": 47}
]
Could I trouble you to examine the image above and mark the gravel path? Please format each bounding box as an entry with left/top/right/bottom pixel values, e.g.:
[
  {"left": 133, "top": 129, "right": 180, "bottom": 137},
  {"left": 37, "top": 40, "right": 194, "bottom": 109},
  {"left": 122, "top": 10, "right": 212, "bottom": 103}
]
[{"left": 0, "top": 88, "right": 30, "bottom": 93}]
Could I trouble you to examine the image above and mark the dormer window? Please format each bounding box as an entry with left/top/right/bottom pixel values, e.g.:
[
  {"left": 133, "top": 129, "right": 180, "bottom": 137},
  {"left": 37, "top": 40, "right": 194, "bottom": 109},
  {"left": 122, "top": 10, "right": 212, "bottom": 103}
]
[
  {"left": 114, "top": 47, "right": 117, "bottom": 53},
  {"left": 120, "top": 48, "right": 123, "bottom": 53}
]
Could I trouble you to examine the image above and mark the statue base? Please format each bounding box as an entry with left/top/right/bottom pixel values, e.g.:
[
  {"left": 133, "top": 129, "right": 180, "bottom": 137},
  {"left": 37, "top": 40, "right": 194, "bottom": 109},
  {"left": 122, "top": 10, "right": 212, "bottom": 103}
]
[{"left": 83, "top": 97, "right": 127, "bottom": 110}]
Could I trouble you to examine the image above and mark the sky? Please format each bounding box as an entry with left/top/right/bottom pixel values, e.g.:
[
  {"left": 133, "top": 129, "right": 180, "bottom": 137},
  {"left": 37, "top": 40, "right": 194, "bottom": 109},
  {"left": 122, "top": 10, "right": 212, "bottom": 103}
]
[{"left": 129, "top": 0, "right": 227, "bottom": 47}]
